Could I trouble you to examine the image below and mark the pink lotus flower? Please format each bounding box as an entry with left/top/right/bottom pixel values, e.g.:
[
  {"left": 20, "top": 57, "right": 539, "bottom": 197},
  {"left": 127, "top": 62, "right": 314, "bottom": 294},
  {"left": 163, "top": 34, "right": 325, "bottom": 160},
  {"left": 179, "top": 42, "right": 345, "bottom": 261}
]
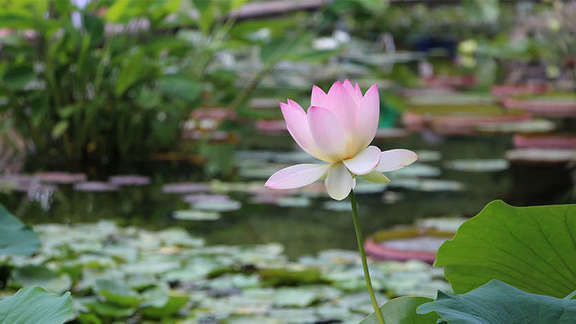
[{"left": 265, "top": 80, "right": 418, "bottom": 200}]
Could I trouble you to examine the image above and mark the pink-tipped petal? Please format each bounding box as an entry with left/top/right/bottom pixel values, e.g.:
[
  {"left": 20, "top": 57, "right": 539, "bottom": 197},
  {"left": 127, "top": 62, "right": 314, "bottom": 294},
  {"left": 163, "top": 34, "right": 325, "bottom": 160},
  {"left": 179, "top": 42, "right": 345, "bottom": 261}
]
[
  {"left": 326, "top": 81, "right": 357, "bottom": 133},
  {"left": 308, "top": 106, "right": 347, "bottom": 161},
  {"left": 265, "top": 164, "right": 329, "bottom": 189},
  {"left": 311, "top": 85, "right": 328, "bottom": 107},
  {"left": 343, "top": 79, "right": 362, "bottom": 104},
  {"left": 281, "top": 100, "right": 316, "bottom": 155},
  {"left": 361, "top": 171, "right": 390, "bottom": 183},
  {"left": 376, "top": 149, "right": 418, "bottom": 172},
  {"left": 356, "top": 84, "right": 380, "bottom": 148},
  {"left": 343, "top": 145, "right": 381, "bottom": 175},
  {"left": 342, "top": 79, "right": 354, "bottom": 94},
  {"left": 354, "top": 83, "right": 362, "bottom": 98},
  {"left": 325, "top": 163, "right": 355, "bottom": 200}
]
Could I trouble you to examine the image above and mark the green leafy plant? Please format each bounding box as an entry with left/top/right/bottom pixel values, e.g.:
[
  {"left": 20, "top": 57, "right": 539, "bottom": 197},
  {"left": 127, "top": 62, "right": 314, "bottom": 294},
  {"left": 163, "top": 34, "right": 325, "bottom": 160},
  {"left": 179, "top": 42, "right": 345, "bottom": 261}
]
[
  {"left": 418, "top": 280, "right": 576, "bottom": 324},
  {"left": 0, "top": 286, "right": 74, "bottom": 324},
  {"left": 0, "top": 205, "right": 40, "bottom": 256},
  {"left": 436, "top": 200, "right": 576, "bottom": 298},
  {"left": 360, "top": 296, "right": 439, "bottom": 324},
  {"left": 361, "top": 200, "right": 576, "bottom": 323}
]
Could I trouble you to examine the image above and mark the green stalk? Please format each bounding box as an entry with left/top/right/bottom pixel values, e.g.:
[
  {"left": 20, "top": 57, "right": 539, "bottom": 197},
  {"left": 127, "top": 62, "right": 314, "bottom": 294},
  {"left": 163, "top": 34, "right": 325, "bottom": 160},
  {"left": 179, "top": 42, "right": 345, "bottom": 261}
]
[{"left": 350, "top": 190, "right": 385, "bottom": 324}]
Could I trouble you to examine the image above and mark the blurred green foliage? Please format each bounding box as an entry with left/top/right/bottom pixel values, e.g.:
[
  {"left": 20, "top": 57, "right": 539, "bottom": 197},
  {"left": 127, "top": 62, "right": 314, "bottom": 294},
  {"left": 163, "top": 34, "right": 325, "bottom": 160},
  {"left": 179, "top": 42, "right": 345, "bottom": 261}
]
[{"left": 0, "top": 0, "right": 332, "bottom": 167}]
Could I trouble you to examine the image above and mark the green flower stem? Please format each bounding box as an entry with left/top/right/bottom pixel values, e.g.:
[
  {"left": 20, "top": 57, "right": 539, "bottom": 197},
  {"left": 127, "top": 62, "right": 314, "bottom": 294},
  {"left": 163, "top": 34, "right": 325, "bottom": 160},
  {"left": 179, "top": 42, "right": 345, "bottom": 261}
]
[{"left": 350, "top": 190, "right": 385, "bottom": 324}]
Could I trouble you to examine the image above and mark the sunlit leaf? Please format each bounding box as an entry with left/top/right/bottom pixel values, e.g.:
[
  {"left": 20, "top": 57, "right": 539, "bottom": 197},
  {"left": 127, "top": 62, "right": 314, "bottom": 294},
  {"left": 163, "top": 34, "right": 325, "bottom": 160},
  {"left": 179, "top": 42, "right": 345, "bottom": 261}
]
[{"left": 436, "top": 200, "right": 576, "bottom": 298}]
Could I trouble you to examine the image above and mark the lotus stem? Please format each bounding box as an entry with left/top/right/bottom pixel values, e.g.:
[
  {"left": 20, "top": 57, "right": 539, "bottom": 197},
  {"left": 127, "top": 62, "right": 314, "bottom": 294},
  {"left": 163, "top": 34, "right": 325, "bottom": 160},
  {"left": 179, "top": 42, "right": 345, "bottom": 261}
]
[{"left": 350, "top": 190, "right": 385, "bottom": 324}]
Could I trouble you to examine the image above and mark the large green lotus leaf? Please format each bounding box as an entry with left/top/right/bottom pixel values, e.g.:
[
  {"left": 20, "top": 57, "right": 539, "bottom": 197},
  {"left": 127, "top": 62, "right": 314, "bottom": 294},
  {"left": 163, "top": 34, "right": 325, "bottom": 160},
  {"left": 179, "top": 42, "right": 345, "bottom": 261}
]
[
  {"left": 0, "top": 205, "right": 40, "bottom": 256},
  {"left": 0, "top": 286, "right": 74, "bottom": 324},
  {"left": 436, "top": 200, "right": 576, "bottom": 297},
  {"left": 417, "top": 280, "right": 576, "bottom": 323},
  {"left": 360, "top": 296, "right": 439, "bottom": 324}
]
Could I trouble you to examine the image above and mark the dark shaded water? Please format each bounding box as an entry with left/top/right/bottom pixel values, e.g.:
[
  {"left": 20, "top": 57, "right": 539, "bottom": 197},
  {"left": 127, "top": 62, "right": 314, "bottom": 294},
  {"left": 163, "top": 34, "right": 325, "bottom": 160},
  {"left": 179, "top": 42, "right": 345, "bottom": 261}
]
[{"left": 1, "top": 132, "right": 574, "bottom": 258}]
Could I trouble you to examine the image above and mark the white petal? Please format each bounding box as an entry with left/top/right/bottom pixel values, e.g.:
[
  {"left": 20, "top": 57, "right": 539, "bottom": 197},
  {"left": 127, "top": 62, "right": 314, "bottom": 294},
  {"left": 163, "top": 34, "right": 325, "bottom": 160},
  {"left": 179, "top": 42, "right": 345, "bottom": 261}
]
[
  {"left": 376, "top": 149, "right": 418, "bottom": 172},
  {"left": 265, "top": 164, "right": 329, "bottom": 189},
  {"left": 343, "top": 146, "right": 381, "bottom": 175},
  {"left": 325, "top": 163, "right": 355, "bottom": 200},
  {"left": 361, "top": 172, "right": 391, "bottom": 183}
]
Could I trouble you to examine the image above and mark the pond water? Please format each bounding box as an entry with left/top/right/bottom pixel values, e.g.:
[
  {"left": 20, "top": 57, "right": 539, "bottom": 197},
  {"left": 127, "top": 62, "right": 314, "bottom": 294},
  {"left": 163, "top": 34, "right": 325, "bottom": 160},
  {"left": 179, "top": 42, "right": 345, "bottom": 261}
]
[{"left": 3, "top": 131, "right": 573, "bottom": 259}]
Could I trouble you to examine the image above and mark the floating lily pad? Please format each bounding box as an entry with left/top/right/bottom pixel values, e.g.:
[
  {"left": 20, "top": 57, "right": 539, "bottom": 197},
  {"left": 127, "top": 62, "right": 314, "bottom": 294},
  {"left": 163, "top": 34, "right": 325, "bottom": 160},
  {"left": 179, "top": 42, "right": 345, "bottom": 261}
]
[
  {"left": 140, "top": 287, "right": 189, "bottom": 319},
  {"left": 506, "top": 149, "right": 576, "bottom": 163},
  {"left": 94, "top": 279, "right": 144, "bottom": 307},
  {"left": 11, "top": 265, "right": 72, "bottom": 293},
  {"left": 35, "top": 172, "right": 86, "bottom": 184},
  {"left": 323, "top": 201, "right": 352, "bottom": 211},
  {"left": 162, "top": 182, "right": 211, "bottom": 194},
  {"left": 85, "top": 300, "right": 136, "bottom": 318},
  {"left": 275, "top": 197, "right": 311, "bottom": 208},
  {"left": 445, "top": 159, "right": 509, "bottom": 172},
  {"left": 389, "top": 163, "right": 441, "bottom": 177},
  {"left": 108, "top": 175, "right": 151, "bottom": 186},
  {"left": 390, "top": 179, "right": 465, "bottom": 192},
  {"left": 413, "top": 151, "right": 442, "bottom": 162},
  {"left": 173, "top": 210, "right": 221, "bottom": 221},
  {"left": 182, "top": 194, "right": 229, "bottom": 204},
  {"left": 407, "top": 93, "right": 493, "bottom": 106},
  {"left": 514, "top": 134, "right": 576, "bottom": 149},
  {"left": 416, "top": 218, "right": 467, "bottom": 232},
  {"left": 74, "top": 182, "right": 118, "bottom": 192},
  {"left": 475, "top": 119, "right": 555, "bottom": 133},
  {"left": 272, "top": 287, "right": 325, "bottom": 307},
  {"left": 193, "top": 199, "right": 241, "bottom": 212}
]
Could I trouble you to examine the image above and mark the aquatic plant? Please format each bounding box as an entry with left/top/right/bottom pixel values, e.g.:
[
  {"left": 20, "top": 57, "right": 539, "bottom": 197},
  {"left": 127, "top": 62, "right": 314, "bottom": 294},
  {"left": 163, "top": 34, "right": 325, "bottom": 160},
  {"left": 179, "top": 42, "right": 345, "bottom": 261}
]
[
  {"left": 266, "top": 80, "right": 418, "bottom": 324},
  {"left": 265, "top": 80, "right": 418, "bottom": 200}
]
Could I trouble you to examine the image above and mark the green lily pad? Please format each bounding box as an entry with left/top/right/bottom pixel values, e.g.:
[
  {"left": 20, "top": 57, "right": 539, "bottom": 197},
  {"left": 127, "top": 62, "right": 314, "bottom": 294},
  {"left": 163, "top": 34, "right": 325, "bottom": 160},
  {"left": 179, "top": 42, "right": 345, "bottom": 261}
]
[
  {"left": 84, "top": 300, "right": 135, "bottom": 318},
  {"left": 173, "top": 210, "right": 221, "bottom": 221},
  {"left": 11, "top": 265, "right": 72, "bottom": 293},
  {"left": 0, "top": 205, "right": 40, "bottom": 256},
  {"left": 436, "top": 200, "right": 576, "bottom": 298},
  {"left": 417, "top": 280, "right": 576, "bottom": 323},
  {"left": 94, "top": 279, "right": 144, "bottom": 307},
  {"left": 272, "top": 287, "right": 323, "bottom": 307},
  {"left": 141, "top": 287, "right": 189, "bottom": 319},
  {"left": 0, "top": 286, "right": 74, "bottom": 324},
  {"left": 360, "top": 296, "right": 439, "bottom": 324},
  {"left": 193, "top": 199, "right": 242, "bottom": 212},
  {"left": 259, "top": 268, "right": 327, "bottom": 287}
]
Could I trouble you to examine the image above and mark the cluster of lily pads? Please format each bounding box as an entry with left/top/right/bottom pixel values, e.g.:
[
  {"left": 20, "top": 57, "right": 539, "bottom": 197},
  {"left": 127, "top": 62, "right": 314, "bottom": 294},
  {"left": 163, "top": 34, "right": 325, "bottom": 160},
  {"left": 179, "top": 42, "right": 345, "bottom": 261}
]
[
  {"left": 0, "top": 204, "right": 449, "bottom": 323},
  {"left": 3, "top": 198, "right": 576, "bottom": 323}
]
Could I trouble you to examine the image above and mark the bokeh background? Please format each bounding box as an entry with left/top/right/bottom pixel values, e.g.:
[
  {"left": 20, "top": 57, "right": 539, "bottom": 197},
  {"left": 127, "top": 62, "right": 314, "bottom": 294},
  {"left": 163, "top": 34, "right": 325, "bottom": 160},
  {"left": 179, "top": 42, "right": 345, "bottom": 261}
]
[{"left": 0, "top": 0, "right": 574, "bottom": 322}]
